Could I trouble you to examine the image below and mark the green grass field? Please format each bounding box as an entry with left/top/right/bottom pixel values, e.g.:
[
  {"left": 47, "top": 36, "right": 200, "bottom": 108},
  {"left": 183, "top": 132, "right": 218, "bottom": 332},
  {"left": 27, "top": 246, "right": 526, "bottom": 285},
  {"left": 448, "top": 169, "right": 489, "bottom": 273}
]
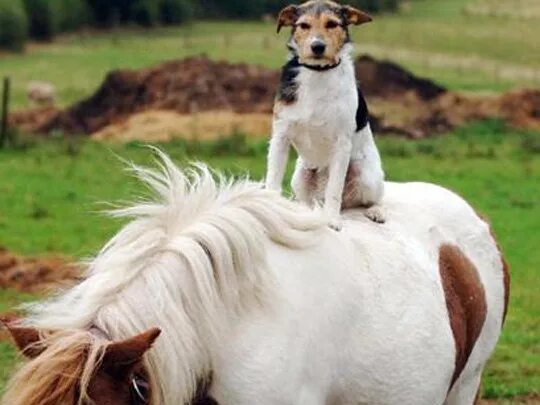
[
  {"left": 0, "top": 121, "right": 539, "bottom": 399},
  {"left": 0, "top": 0, "right": 539, "bottom": 400},
  {"left": 0, "top": 0, "right": 539, "bottom": 109}
]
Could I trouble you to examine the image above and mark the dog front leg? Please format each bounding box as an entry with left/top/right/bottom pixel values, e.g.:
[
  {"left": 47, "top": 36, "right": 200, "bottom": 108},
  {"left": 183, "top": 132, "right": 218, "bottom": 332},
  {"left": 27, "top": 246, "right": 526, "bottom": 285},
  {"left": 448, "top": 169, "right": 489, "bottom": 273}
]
[
  {"left": 324, "top": 137, "right": 352, "bottom": 231},
  {"left": 265, "top": 129, "right": 290, "bottom": 193}
]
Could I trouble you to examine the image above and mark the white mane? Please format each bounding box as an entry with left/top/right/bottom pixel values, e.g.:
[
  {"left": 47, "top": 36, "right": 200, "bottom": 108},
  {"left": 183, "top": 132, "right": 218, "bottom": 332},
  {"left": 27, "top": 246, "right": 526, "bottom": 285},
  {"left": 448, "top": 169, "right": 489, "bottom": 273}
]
[{"left": 24, "top": 150, "right": 326, "bottom": 404}]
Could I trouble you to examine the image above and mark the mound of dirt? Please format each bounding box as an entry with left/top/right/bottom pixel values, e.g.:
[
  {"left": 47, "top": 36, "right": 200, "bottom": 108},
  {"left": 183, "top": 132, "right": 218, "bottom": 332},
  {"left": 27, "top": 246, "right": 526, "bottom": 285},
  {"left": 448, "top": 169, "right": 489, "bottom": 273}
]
[
  {"left": 355, "top": 54, "right": 446, "bottom": 100},
  {"left": 9, "top": 55, "right": 540, "bottom": 139},
  {"left": 9, "top": 55, "right": 449, "bottom": 136},
  {"left": 0, "top": 248, "right": 80, "bottom": 294},
  {"left": 498, "top": 89, "right": 540, "bottom": 130},
  {"left": 92, "top": 110, "right": 272, "bottom": 142},
  {"left": 36, "top": 57, "right": 279, "bottom": 135}
]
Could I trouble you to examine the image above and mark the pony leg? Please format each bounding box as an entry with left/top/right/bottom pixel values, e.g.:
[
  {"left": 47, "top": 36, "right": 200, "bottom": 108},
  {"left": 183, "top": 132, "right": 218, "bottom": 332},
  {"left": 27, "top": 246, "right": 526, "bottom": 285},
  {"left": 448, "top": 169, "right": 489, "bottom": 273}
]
[{"left": 444, "top": 371, "right": 483, "bottom": 405}]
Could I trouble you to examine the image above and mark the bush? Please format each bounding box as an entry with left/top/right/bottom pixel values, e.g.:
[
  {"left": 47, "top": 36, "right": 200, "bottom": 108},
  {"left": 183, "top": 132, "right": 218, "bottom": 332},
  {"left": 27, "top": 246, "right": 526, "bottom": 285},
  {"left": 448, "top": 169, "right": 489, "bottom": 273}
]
[
  {"left": 0, "top": 0, "right": 28, "bottom": 51},
  {"left": 131, "top": 0, "right": 160, "bottom": 26},
  {"left": 198, "top": 0, "right": 266, "bottom": 18},
  {"left": 200, "top": 0, "right": 401, "bottom": 19},
  {"left": 159, "top": 0, "right": 193, "bottom": 24},
  {"left": 57, "top": 0, "right": 91, "bottom": 32},
  {"left": 345, "top": 0, "right": 400, "bottom": 13},
  {"left": 23, "top": 0, "right": 62, "bottom": 40}
]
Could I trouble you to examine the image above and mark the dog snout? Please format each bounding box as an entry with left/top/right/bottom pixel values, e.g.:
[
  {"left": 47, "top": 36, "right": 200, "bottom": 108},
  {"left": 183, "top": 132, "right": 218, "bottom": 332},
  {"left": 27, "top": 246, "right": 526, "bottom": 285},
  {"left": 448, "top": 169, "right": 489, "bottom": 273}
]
[{"left": 311, "top": 40, "right": 326, "bottom": 57}]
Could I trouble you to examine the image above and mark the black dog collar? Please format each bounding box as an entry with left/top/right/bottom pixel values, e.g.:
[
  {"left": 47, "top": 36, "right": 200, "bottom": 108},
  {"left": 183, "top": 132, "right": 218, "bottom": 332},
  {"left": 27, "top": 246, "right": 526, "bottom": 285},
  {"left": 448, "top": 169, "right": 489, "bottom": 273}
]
[{"left": 300, "top": 59, "right": 342, "bottom": 71}]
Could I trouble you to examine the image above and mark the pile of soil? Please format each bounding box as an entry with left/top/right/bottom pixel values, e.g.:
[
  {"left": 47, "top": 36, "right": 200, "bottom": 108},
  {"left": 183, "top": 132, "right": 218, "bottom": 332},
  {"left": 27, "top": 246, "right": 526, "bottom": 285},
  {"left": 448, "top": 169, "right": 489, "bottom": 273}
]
[
  {"left": 35, "top": 57, "right": 278, "bottom": 135},
  {"left": 355, "top": 54, "right": 446, "bottom": 100},
  {"left": 0, "top": 248, "right": 80, "bottom": 294},
  {"left": 9, "top": 55, "right": 540, "bottom": 139}
]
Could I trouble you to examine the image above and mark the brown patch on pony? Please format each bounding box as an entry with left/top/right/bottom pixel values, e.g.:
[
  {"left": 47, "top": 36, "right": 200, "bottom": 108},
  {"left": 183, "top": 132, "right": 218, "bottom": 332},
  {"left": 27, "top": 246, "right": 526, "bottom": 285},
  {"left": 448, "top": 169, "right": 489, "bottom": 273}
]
[
  {"left": 475, "top": 211, "right": 511, "bottom": 325},
  {"left": 439, "top": 244, "right": 487, "bottom": 390}
]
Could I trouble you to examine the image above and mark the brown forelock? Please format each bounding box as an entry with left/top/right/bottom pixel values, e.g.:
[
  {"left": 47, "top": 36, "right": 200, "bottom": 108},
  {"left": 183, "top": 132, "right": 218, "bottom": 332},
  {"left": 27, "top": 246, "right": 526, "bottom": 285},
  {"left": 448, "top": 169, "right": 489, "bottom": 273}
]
[
  {"left": 439, "top": 244, "right": 487, "bottom": 390},
  {"left": 293, "top": 5, "right": 348, "bottom": 64},
  {"left": 1, "top": 330, "right": 93, "bottom": 405},
  {"left": 474, "top": 211, "right": 511, "bottom": 325}
]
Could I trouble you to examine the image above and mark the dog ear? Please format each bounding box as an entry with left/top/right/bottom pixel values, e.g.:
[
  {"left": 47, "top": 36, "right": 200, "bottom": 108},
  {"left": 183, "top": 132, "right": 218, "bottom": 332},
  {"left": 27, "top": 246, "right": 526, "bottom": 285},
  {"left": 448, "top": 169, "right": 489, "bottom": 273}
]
[
  {"left": 342, "top": 5, "right": 372, "bottom": 25},
  {"left": 277, "top": 5, "right": 299, "bottom": 33}
]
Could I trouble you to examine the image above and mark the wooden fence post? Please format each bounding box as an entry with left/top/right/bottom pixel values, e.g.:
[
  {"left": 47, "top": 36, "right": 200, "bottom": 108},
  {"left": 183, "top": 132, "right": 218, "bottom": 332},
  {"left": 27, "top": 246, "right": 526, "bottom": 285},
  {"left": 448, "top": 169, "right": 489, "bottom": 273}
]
[{"left": 0, "top": 77, "right": 10, "bottom": 148}]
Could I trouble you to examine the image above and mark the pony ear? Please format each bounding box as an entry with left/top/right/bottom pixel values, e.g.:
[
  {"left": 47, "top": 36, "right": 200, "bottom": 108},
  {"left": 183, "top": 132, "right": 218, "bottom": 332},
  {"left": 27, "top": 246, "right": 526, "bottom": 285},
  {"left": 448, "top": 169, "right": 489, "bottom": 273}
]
[
  {"left": 102, "top": 328, "right": 161, "bottom": 376},
  {"left": 277, "top": 5, "right": 299, "bottom": 33},
  {"left": 342, "top": 5, "right": 372, "bottom": 25},
  {"left": 0, "top": 315, "right": 44, "bottom": 358}
]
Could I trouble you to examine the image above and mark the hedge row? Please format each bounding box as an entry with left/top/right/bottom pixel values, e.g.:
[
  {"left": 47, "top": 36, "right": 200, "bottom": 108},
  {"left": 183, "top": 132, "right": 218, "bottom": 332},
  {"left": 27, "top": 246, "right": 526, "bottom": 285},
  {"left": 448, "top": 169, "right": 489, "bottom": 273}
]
[
  {"left": 0, "top": 0, "right": 27, "bottom": 51},
  {"left": 200, "top": 0, "right": 401, "bottom": 18},
  {"left": 0, "top": 0, "right": 192, "bottom": 49},
  {"left": 0, "top": 0, "right": 401, "bottom": 51}
]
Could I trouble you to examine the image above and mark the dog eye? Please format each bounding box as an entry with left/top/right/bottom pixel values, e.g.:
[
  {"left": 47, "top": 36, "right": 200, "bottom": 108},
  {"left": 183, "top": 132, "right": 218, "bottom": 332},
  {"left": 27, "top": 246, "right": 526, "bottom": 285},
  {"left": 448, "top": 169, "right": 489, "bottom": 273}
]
[
  {"left": 326, "top": 21, "right": 339, "bottom": 29},
  {"left": 298, "top": 22, "right": 311, "bottom": 30}
]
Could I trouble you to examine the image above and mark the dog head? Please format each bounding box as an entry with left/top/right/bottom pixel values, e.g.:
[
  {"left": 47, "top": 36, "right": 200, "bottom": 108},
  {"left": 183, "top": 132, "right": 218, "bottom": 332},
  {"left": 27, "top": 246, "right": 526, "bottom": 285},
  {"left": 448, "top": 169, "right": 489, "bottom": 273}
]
[{"left": 277, "top": 0, "right": 372, "bottom": 66}]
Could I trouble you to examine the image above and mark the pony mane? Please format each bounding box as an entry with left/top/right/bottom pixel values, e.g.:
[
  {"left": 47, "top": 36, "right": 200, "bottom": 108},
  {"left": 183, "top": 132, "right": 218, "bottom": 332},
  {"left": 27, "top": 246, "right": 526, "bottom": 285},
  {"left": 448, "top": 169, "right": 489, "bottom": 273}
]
[{"left": 21, "top": 150, "right": 326, "bottom": 404}]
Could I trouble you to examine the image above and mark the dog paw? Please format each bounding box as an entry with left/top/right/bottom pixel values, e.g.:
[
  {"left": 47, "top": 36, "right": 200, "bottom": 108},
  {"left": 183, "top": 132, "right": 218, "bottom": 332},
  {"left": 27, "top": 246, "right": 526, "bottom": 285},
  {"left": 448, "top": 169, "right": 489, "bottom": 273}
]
[
  {"left": 364, "top": 206, "right": 386, "bottom": 224},
  {"left": 328, "top": 218, "right": 343, "bottom": 231}
]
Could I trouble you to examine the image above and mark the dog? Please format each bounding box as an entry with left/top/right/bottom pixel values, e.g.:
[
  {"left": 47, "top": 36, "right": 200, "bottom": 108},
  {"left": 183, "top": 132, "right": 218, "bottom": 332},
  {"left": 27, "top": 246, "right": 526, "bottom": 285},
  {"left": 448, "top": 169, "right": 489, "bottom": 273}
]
[{"left": 265, "top": 0, "right": 385, "bottom": 230}]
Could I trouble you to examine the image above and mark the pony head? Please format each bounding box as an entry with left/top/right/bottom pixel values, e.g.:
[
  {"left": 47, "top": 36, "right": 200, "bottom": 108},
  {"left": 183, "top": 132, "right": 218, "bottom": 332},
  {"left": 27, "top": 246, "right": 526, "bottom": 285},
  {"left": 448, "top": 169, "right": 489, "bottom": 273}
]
[{"left": 1, "top": 316, "right": 161, "bottom": 405}]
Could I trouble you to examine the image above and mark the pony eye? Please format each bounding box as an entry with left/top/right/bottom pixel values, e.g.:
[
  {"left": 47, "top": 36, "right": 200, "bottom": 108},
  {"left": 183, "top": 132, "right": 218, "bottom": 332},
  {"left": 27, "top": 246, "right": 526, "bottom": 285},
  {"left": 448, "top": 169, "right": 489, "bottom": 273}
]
[
  {"left": 131, "top": 376, "right": 149, "bottom": 403},
  {"left": 326, "top": 21, "right": 339, "bottom": 29},
  {"left": 299, "top": 22, "right": 311, "bottom": 30}
]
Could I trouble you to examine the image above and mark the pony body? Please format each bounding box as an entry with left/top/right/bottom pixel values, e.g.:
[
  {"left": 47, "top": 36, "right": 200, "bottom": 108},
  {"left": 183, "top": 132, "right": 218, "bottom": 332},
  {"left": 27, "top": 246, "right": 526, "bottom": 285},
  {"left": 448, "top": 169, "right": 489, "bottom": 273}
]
[{"left": 5, "top": 153, "right": 506, "bottom": 405}]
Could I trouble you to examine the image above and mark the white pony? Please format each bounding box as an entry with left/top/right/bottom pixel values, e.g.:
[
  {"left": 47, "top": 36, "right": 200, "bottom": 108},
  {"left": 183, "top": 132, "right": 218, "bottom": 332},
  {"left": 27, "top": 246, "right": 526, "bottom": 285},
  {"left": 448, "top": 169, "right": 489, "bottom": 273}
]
[{"left": 2, "top": 151, "right": 508, "bottom": 405}]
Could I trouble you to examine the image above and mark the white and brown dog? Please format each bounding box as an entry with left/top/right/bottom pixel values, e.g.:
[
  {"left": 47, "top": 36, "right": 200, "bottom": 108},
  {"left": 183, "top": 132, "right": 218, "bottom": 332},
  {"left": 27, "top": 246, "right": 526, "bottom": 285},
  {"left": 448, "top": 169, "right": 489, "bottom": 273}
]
[{"left": 265, "top": 0, "right": 385, "bottom": 230}]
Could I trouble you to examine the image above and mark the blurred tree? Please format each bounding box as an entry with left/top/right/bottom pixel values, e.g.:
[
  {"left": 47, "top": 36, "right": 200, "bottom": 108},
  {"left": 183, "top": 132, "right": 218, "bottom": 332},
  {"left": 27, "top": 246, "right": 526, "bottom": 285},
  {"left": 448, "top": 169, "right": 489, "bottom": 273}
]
[
  {"left": 198, "top": 0, "right": 266, "bottom": 18},
  {"left": 0, "top": 0, "right": 28, "bottom": 51},
  {"left": 131, "top": 0, "right": 160, "bottom": 26},
  {"left": 159, "top": 0, "right": 194, "bottom": 24},
  {"left": 200, "top": 0, "right": 401, "bottom": 18},
  {"left": 23, "top": 0, "right": 62, "bottom": 40},
  {"left": 57, "top": 0, "right": 92, "bottom": 32}
]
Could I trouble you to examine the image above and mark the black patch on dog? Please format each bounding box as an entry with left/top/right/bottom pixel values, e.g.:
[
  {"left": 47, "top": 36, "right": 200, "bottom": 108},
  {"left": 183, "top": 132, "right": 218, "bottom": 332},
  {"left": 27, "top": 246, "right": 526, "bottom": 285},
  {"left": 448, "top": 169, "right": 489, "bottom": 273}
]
[
  {"left": 356, "top": 84, "right": 370, "bottom": 132},
  {"left": 277, "top": 57, "right": 301, "bottom": 104}
]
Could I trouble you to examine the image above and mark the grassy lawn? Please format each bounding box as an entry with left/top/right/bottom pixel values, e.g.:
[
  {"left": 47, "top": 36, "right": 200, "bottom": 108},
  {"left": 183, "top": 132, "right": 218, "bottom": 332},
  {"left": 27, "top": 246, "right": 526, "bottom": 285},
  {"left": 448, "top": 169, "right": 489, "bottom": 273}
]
[
  {"left": 0, "top": 121, "right": 539, "bottom": 398},
  {"left": 0, "top": 0, "right": 538, "bottom": 399},
  {"left": 0, "top": 0, "right": 539, "bottom": 109}
]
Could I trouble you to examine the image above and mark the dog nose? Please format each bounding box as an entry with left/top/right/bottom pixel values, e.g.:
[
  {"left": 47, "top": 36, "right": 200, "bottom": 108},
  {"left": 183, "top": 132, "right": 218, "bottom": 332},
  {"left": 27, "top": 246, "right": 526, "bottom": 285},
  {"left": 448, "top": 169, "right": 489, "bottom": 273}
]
[{"left": 311, "top": 41, "right": 326, "bottom": 56}]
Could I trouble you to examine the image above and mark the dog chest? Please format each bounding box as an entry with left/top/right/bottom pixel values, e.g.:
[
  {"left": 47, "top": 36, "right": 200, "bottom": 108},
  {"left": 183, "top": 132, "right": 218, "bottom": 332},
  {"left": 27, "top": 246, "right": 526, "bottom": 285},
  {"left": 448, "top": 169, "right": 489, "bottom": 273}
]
[{"left": 275, "top": 62, "right": 359, "bottom": 166}]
